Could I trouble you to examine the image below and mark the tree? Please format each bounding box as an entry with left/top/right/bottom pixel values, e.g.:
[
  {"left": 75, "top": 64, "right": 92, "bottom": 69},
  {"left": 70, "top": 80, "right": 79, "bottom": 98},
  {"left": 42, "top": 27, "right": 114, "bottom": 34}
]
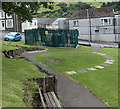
[
  {"left": 57, "top": 3, "right": 67, "bottom": 8},
  {"left": 1, "top": 2, "right": 53, "bottom": 22},
  {"left": 57, "top": 3, "right": 68, "bottom": 12},
  {"left": 101, "top": 1, "right": 120, "bottom": 11}
]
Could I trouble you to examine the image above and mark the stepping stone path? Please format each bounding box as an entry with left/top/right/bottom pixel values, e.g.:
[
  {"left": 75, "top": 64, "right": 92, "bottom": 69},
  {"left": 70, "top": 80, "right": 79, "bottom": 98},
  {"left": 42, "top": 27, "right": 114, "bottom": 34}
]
[
  {"left": 66, "top": 71, "right": 77, "bottom": 74},
  {"left": 66, "top": 51, "right": 114, "bottom": 75},
  {"left": 92, "top": 52, "right": 97, "bottom": 53},
  {"left": 78, "top": 70, "right": 88, "bottom": 73},
  {"left": 87, "top": 68, "right": 97, "bottom": 71},
  {"left": 97, "top": 53, "right": 103, "bottom": 55},
  {"left": 95, "top": 66, "right": 104, "bottom": 69},
  {"left": 101, "top": 63, "right": 110, "bottom": 66},
  {"left": 104, "top": 60, "right": 114, "bottom": 64},
  {"left": 105, "top": 62, "right": 113, "bottom": 64},
  {"left": 99, "top": 54, "right": 106, "bottom": 56},
  {"left": 106, "top": 60, "right": 114, "bottom": 62}
]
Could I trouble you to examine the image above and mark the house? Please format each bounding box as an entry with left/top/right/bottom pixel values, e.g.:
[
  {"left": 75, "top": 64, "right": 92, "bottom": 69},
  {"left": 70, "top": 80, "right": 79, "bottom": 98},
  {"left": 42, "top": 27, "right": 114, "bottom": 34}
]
[
  {"left": 22, "top": 18, "right": 50, "bottom": 32},
  {"left": 0, "top": 9, "right": 22, "bottom": 32},
  {"left": 58, "top": 19, "right": 69, "bottom": 29},
  {"left": 48, "top": 18, "right": 67, "bottom": 29},
  {"left": 22, "top": 18, "right": 67, "bottom": 32},
  {"left": 44, "top": 18, "right": 67, "bottom": 30},
  {"left": 68, "top": 7, "right": 120, "bottom": 42},
  {"left": 41, "top": 18, "right": 57, "bottom": 29},
  {"left": 22, "top": 18, "right": 38, "bottom": 32},
  {"left": 37, "top": 18, "right": 50, "bottom": 28}
]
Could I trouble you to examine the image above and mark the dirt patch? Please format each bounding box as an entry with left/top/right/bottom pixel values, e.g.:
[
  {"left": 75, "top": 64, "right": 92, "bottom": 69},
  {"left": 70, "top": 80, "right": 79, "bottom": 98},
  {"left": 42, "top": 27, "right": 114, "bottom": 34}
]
[{"left": 45, "top": 58, "right": 61, "bottom": 64}]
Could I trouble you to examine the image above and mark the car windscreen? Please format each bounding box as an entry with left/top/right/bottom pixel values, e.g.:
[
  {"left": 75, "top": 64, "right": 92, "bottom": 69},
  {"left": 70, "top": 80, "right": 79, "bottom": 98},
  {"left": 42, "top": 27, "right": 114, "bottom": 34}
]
[{"left": 7, "top": 33, "right": 18, "bottom": 37}]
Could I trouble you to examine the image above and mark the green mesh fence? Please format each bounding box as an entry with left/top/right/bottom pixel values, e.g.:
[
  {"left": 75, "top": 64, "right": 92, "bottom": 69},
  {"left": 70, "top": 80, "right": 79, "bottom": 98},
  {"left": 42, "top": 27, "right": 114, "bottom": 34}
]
[{"left": 25, "top": 28, "right": 78, "bottom": 48}]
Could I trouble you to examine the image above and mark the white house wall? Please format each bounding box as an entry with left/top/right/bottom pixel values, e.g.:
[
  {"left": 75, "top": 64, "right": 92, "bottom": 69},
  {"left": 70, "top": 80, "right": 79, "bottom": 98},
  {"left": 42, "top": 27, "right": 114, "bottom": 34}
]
[
  {"left": 69, "top": 16, "right": 120, "bottom": 42},
  {"left": 22, "top": 19, "right": 38, "bottom": 32},
  {"left": 46, "top": 24, "right": 58, "bottom": 30}
]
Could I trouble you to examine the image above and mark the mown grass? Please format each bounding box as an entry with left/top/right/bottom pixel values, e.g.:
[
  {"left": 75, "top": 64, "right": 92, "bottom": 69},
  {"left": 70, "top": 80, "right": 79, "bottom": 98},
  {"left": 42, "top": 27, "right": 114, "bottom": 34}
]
[
  {"left": 35, "top": 47, "right": 118, "bottom": 107},
  {"left": 1, "top": 41, "right": 45, "bottom": 51},
  {"left": 2, "top": 42, "right": 47, "bottom": 107},
  {"left": 2, "top": 57, "right": 46, "bottom": 107},
  {"left": 45, "top": 45, "right": 92, "bottom": 51},
  {"left": 35, "top": 52, "right": 106, "bottom": 72}
]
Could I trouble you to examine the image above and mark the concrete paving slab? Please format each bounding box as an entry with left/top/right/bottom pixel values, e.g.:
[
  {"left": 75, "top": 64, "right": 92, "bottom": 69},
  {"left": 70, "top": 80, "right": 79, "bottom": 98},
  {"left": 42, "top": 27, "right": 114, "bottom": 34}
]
[
  {"left": 106, "top": 60, "right": 114, "bottom": 62},
  {"left": 105, "top": 61, "right": 113, "bottom": 64},
  {"left": 92, "top": 52, "right": 97, "bottom": 53},
  {"left": 97, "top": 53, "right": 102, "bottom": 55},
  {"left": 87, "top": 68, "right": 97, "bottom": 71},
  {"left": 101, "top": 64, "right": 110, "bottom": 66},
  {"left": 95, "top": 66, "right": 104, "bottom": 69},
  {"left": 66, "top": 71, "right": 77, "bottom": 74},
  {"left": 100, "top": 54, "right": 106, "bottom": 56},
  {"left": 78, "top": 70, "right": 88, "bottom": 73}
]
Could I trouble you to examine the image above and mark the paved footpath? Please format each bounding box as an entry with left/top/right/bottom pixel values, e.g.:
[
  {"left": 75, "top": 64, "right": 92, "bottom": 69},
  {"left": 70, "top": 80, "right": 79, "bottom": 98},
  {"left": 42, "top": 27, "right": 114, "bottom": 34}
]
[{"left": 22, "top": 48, "right": 108, "bottom": 108}]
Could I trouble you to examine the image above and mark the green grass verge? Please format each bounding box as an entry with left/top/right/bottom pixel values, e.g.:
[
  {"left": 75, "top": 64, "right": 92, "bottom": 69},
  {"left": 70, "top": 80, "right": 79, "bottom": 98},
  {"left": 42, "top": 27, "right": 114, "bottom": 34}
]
[
  {"left": 2, "top": 45, "right": 18, "bottom": 51},
  {"left": 44, "top": 45, "right": 92, "bottom": 51},
  {"left": 2, "top": 57, "right": 46, "bottom": 107},
  {"left": 2, "top": 42, "right": 47, "bottom": 107},
  {"left": 35, "top": 52, "right": 106, "bottom": 72},
  {"left": 35, "top": 47, "right": 118, "bottom": 107},
  {"left": 1, "top": 41, "right": 45, "bottom": 51}
]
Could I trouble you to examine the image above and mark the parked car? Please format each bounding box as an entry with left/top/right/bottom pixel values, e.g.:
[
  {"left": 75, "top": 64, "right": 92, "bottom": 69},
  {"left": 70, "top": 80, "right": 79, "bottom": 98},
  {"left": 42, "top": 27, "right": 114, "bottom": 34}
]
[{"left": 4, "top": 32, "right": 22, "bottom": 41}]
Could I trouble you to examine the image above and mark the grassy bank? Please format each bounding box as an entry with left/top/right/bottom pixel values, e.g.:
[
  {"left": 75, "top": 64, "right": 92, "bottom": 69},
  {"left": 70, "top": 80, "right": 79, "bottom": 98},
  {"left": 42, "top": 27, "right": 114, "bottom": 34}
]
[{"left": 2, "top": 41, "right": 47, "bottom": 107}]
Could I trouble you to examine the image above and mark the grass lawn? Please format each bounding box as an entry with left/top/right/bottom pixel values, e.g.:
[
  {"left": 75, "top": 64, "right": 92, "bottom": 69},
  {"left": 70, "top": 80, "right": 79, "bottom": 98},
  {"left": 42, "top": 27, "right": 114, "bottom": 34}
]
[
  {"left": 45, "top": 45, "right": 92, "bottom": 51},
  {"left": 35, "top": 47, "right": 118, "bottom": 107},
  {"left": 2, "top": 41, "right": 45, "bottom": 50},
  {"left": 1, "top": 42, "right": 47, "bottom": 107},
  {"left": 2, "top": 57, "right": 46, "bottom": 107}
]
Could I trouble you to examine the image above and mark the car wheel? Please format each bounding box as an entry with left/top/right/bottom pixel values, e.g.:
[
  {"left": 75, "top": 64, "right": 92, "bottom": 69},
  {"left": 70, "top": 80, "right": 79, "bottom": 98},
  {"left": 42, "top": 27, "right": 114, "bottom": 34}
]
[{"left": 12, "top": 39, "right": 15, "bottom": 42}]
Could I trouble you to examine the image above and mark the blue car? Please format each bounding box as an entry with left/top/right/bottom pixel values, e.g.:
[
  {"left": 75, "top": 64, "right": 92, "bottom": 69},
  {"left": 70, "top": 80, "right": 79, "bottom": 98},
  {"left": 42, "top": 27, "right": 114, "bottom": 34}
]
[{"left": 4, "top": 32, "right": 22, "bottom": 42}]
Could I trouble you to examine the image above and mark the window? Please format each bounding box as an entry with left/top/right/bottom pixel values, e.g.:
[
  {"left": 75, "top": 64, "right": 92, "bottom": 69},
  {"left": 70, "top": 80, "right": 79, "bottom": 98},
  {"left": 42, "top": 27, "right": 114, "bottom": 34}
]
[
  {"left": 34, "top": 22, "right": 36, "bottom": 26},
  {"left": 2, "top": 12, "right": 5, "bottom": 18},
  {"left": 101, "top": 18, "right": 112, "bottom": 25},
  {"left": 6, "top": 19, "right": 13, "bottom": 28},
  {"left": 16, "top": 33, "right": 20, "bottom": 36},
  {"left": 108, "top": 19, "right": 111, "bottom": 25},
  {"left": 73, "top": 20, "right": 79, "bottom": 26},
  {"left": 2, "top": 21, "right": 5, "bottom": 27},
  {"left": 6, "top": 13, "right": 12, "bottom": 18},
  {"left": 101, "top": 19, "right": 104, "bottom": 25}
]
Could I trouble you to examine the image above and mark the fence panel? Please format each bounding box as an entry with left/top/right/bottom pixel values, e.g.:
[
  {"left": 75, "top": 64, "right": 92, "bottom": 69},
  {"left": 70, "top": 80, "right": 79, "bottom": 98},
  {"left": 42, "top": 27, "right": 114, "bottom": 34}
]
[{"left": 25, "top": 28, "right": 78, "bottom": 48}]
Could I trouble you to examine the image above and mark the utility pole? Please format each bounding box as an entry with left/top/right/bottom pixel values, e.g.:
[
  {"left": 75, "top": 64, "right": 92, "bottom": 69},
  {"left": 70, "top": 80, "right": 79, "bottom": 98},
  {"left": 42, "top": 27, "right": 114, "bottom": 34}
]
[
  {"left": 113, "top": 17, "right": 116, "bottom": 43},
  {"left": 87, "top": 9, "right": 92, "bottom": 45}
]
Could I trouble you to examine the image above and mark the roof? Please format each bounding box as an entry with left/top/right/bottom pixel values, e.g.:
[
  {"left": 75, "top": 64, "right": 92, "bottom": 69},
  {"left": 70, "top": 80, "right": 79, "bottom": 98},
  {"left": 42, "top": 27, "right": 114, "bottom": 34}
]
[
  {"left": 44, "top": 18, "right": 57, "bottom": 25},
  {"left": 33, "top": 18, "right": 67, "bottom": 25},
  {"left": 88, "top": 7, "right": 114, "bottom": 18},
  {"left": 70, "top": 9, "right": 87, "bottom": 19},
  {"left": 70, "top": 7, "right": 114, "bottom": 20},
  {"left": 33, "top": 18, "right": 50, "bottom": 24},
  {"left": 52, "top": 18, "right": 66, "bottom": 25}
]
